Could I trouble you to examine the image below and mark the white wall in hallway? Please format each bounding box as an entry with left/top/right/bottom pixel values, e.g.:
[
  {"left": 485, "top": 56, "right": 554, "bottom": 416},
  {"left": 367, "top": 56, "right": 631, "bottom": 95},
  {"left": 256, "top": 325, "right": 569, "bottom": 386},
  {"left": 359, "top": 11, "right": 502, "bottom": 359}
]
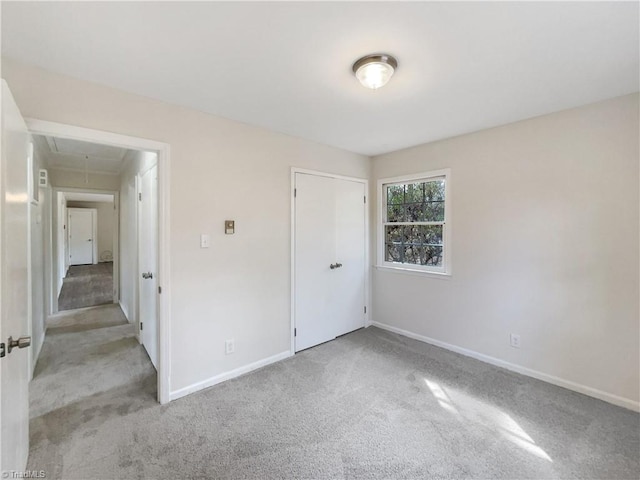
[
  {"left": 1, "top": 58, "right": 371, "bottom": 395},
  {"left": 30, "top": 147, "right": 48, "bottom": 368},
  {"left": 48, "top": 168, "right": 120, "bottom": 191},
  {"left": 371, "top": 94, "right": 639, "bottom": 407},
  {"left": 119, "top": 150, "right": 158, "bottom": 324},
  {"left": 53, "top": 192, "right": 67, "bottom": 297}
]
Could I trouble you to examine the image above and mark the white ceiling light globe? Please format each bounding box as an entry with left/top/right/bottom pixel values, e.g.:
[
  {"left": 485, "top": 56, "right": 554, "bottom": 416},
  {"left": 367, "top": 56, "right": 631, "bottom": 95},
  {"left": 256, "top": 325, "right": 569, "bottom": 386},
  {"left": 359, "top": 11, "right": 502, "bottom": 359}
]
[{"left": 352, "top": 54, "right": 398, "bottom": 90}]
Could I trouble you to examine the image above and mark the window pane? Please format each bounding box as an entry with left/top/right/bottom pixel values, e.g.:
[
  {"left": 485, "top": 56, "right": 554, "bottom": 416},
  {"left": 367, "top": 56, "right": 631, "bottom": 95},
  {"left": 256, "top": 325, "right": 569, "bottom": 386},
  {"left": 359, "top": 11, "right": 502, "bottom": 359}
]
[
  {"left": 385, "top": 225, "right": 403, "bottom": 244},
  {"left": 387, "top": 204, "right": 404, "bottom": 222},
  {"left": 385, "top": 225, "right": 443, "bottom": 266},
  {"left": 403, "top": 225, "right": 421, "bottom": 245},
  {"left": 387, "top": 185, "right": 404, "bottom": 205},
  {"left": 419, "top": 225, "right": 443, "bottom": 245},
  {"left": 385, "top": 243, "right": 402, "bottom": 262},
  {"left": 422, "top": 246, "right": 443, "bottom": 266},
  {"left": 403, "top": 245, "right": 419, "bottom": 264},
  {"left": 424, "top": 202, "right": 445, "bottom": 222},
  {"left": 405, "top": 183, "right": 424, "bottom": 203},
  {"left": 425, "top": 180, "right": 445, "bottom": 201},
  {"left": 405, "top": 203, "right": 425, "bottom": 222}
]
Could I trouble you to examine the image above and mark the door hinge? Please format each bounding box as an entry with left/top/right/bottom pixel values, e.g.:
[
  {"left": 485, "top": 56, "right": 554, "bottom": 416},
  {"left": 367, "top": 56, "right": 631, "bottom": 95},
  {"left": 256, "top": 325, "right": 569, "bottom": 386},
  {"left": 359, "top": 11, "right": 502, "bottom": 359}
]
[
  {"left": 138, "top": 193, "right": 142, "bottom": 201},
  {"left": 364, "top": 195, "right": 367, "bottom": 204},
  {"left": 140, "top": 322, "right": 143, "bottom": 331},
  {"left": 158, "top": 286, "right": 162, "bottom": 294},
  {"left": 294, "top": 188, "right": 297, "bottom": 198},
  {"left": 364, "top": 306, "right": 367, "bottom": 314},
  {"left": 0, "top": 342, "right": 5, "bottom": 358},
  {"left": 294, "top": 328, "right": 297, "bottom": 337}
]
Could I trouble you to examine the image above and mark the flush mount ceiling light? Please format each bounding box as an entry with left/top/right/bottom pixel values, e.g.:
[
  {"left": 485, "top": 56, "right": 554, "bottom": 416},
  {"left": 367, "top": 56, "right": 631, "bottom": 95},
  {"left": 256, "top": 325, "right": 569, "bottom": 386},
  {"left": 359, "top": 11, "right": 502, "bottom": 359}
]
[{"left": 352, "top": 54, "right": 398, "bottom": 90}]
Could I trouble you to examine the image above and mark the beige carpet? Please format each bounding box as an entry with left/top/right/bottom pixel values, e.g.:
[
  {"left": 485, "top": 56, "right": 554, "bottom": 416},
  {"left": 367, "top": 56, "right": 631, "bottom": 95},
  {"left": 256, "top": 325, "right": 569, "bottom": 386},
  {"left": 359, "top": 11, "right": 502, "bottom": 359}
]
[
  {"left": 28, "top": 308, "right": 639, "bottom": 479},
  {"left": 58, "top": 262, "right": 114, "bottom": 311},
  {"left": 31, "top": 305, "right": 153, "bottom": 419}
]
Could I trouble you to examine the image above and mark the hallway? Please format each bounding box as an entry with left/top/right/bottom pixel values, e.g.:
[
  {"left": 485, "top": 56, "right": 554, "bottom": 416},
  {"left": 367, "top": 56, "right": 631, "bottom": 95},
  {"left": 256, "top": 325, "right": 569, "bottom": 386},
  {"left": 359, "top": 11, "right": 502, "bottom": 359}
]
[
  {"left": 58, "top": 262, "right": 114, "bottom": 311},
  {"left": 29, "top": 304, "right": 156, "bottom": 477}
]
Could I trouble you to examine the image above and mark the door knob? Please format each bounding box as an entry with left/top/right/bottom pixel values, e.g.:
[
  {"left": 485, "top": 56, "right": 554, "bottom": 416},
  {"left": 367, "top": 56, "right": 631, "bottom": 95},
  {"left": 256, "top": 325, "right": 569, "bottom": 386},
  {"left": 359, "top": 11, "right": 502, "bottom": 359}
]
[{"left": 7, "top": 336, "right": 31, "bottom": 354}]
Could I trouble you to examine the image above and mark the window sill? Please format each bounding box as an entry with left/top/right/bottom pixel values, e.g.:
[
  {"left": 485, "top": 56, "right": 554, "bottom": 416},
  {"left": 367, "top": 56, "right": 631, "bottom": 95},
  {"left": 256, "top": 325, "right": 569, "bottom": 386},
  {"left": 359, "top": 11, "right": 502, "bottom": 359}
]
[{"left": 375, "top": 265, "right": 452, "bottom": 279}]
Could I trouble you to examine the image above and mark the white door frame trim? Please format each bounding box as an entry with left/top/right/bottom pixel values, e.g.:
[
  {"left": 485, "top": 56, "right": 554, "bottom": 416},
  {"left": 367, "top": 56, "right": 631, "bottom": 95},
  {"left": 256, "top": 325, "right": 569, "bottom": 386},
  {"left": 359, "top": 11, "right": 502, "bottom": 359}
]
[
  {"left": 53, "top": 186, "right": 120, "bottom": 311},
  {"left": 289, "top": 167, "right": 370, "bottom": 355},
  {"left": 26, "top": 118, "right": 172, "bottom": 405}
]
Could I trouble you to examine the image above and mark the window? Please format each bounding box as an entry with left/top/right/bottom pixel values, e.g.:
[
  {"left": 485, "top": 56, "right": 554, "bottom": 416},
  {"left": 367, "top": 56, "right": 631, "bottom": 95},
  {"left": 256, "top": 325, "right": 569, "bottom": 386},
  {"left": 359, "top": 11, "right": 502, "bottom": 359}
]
[{"left": 378, "top": 169, "right": 450, "bottom": 275}]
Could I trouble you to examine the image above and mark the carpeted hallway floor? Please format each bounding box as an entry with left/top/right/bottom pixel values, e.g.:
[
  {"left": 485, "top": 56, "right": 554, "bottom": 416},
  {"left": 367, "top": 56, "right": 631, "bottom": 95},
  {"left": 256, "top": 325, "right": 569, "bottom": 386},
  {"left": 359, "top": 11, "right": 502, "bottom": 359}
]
[
  {"left": 28, "top": 312, "right": 639, "bottom": 479},
  {"left": 58, "top": 262, "right": 114, "bottom": 311},
  {"left": 30, "top": 304, "right": 153, "bottom": 419}
]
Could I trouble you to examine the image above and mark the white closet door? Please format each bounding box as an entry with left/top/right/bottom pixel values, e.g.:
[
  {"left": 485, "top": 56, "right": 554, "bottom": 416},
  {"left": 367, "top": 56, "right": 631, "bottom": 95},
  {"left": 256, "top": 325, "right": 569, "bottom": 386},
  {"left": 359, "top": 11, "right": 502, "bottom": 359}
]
[
  {"left": 294, "top": 173, "right": 336, "bottom": 352},
  {"left": 294, "top": 172, "right": 366, "bottom": 352},
  {"left": 333, "top": 178, "right": 366, "bottom": 337}
]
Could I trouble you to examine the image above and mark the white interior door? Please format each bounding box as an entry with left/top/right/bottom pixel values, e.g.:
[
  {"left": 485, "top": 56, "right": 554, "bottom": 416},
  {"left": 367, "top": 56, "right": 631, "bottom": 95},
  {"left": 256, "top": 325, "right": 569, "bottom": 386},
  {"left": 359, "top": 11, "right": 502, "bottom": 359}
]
[
  {"left": 333, "top": 179, "right": 366, "bottom": 337},
  {"left": 294, "top": 173, "right": 336, "bottom": 351},
  {"left": 294, "top": 172, "right": 366, "bottom": 352},
  {"left": 1, "top": 81, "right": 31, "bottom": 473},
  {"left": 68, "top": 208, "right": 95, "bottom": 265},
  {"left": 139, "top": 165, "right": 158, "bottom": 368}
]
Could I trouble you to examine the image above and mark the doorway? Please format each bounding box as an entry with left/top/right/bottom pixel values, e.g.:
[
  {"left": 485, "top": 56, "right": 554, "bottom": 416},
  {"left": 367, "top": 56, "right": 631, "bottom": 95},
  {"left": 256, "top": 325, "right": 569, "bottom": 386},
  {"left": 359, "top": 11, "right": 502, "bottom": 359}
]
[
  {"left": 26, "top": 119, "right": 171, "bottom": 405},
  {"left": 34, "top": 131, "right": 160, "bottom": 362},
  {"left": 56, "top": 191, "right": 117, "bottom": 312},
  {"left": 0, "top": 88, "right": 172, "bottom": 474},
  {"left": 291, "top": 169, "right": 369, "bottom": 352}
]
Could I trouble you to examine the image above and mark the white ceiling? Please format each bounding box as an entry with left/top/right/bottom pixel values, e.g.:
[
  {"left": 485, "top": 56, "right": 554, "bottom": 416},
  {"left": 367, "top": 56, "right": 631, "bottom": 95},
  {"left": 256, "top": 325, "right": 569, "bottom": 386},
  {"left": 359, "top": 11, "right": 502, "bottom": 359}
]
[
  {"left": 3, "top": 2, "right": 638, "bottom": 156},
  {"left": 34, "top": 135, "right": 129, "bottom": 174},
  {"left": 64, "top": 192, "right": 114, "bottom": 203}
]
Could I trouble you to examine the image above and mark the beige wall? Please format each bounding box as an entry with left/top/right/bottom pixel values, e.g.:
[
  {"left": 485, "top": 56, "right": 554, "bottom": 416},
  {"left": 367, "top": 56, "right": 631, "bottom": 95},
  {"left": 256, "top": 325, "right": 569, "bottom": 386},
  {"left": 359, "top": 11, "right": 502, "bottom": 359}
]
[
  {"left": 371, "top": 94, "right": 640, "bottom": 407},
  {"left": 1, "top": 58, "right": 371, "bottom": 395},
  {"left": 5, "top": 57, "right": 637, "bottom": 409}
]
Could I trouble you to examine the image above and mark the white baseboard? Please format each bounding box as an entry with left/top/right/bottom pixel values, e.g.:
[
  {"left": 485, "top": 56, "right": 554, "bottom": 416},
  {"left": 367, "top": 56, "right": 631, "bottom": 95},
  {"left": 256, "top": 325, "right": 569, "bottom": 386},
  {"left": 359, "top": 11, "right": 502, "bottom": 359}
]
[
  {"left": 170, "top": 350, "right": 292, "bottom": 401},
  {"left": 118, "top": 301, "right": 131, "bottom": 323},
  {"left": 31, "top": 333, "right": 45, "bottom": 377},
  {"left": 371, "top": 321, "right": 639, "bottom": 412}
]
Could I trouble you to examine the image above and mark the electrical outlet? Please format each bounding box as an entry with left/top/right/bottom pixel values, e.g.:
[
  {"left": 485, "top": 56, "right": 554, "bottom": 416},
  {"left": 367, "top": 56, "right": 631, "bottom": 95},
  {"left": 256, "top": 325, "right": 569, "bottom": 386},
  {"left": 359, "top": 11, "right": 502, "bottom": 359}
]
[
  {"left": 225, "top": 339, "right": 235, "bottom": 355},
  {"left": 510, "top": 333, "right": 521, "bottom": 349}
]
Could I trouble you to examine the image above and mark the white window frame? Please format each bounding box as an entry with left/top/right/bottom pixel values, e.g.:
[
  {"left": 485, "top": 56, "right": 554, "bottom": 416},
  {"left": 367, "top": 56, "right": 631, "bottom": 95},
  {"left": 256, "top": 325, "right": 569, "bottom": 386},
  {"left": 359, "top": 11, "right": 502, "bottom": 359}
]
[{"left": 377, "top": 168, "right": 451, "bottom": 277}]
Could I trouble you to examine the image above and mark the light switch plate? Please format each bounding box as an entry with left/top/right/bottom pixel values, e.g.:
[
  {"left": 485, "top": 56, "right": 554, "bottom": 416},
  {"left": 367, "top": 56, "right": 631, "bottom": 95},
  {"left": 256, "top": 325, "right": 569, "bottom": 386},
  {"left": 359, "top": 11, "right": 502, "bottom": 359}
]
[{"left": 200, "top": 234, "right": 210, "bottom": 248}]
